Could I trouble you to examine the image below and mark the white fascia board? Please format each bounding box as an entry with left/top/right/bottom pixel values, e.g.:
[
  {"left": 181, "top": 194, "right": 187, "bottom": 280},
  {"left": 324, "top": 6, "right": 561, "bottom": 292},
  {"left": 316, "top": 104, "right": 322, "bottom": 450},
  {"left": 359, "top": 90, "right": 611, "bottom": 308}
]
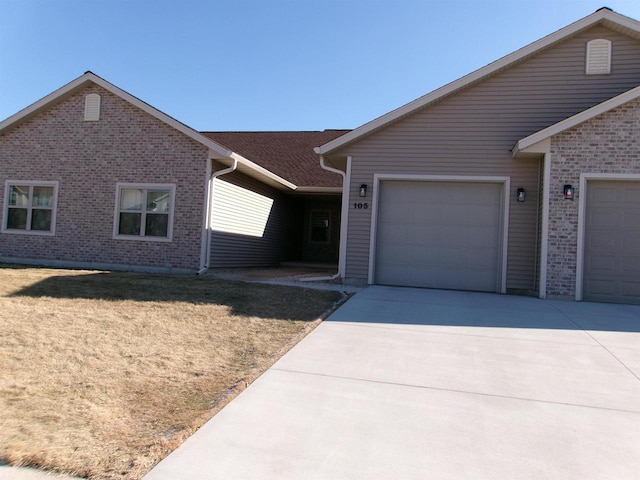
[
  {"left": 0, "top": 72, "right": 234, "bottom": 161},
  {"left": 513, "top": 138, "right": 551, "bottom": 157},
  {"left": 85, "top": 74, "right": 235, "bottom": 160},
  {"left": 514, "top": 84, "right": 640, "bottom": 156},
  {"left": 0, "top": 74, "right": 89, "bottom": 131},
  {"left": 229, "top": 152, "right": 297, "bottom": 191},
  {"left": 601, "top": 12, "right": 640, "bottom": 35},
  {"left": 317, "top": 9, "right": 638, "bottom": 156},
  {"left": 0, "top": 72, "right": 297, "bottom": 191}
]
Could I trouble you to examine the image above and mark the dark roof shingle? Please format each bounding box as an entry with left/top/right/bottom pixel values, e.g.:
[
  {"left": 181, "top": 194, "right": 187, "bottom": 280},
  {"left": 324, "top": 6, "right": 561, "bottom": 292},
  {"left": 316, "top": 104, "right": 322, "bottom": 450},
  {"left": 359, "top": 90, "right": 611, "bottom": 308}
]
[{"left": 202, "top": 130, "right": 349, "bottom": 189}]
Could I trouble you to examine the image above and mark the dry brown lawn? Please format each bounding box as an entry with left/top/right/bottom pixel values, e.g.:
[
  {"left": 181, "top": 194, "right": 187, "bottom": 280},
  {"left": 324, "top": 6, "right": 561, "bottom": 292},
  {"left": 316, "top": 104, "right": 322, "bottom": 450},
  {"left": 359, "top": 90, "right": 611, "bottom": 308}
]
[{"left": 0, "top": 265, "right": 345, "bottom": 479}]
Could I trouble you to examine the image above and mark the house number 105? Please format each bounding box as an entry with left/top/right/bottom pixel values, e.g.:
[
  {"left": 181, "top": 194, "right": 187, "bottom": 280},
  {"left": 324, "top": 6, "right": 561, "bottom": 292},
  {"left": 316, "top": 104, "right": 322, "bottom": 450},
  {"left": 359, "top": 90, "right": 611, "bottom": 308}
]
[{"left": 353, "top": 203, "right": 369, "bottom": 209}]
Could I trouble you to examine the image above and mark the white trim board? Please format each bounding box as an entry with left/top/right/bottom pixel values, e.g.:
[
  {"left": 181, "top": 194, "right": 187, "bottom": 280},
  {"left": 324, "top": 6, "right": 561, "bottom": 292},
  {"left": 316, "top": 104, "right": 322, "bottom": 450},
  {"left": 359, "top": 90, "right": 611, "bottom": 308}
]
[
  {"left": 1, "top": 180, "right": 60, "bottom": 236},
  {"left": 367, "top": 174, "right": 510, "bottom": 294},
  {"left": 112, "top": 182, "right": 176, "bottom": 242}
]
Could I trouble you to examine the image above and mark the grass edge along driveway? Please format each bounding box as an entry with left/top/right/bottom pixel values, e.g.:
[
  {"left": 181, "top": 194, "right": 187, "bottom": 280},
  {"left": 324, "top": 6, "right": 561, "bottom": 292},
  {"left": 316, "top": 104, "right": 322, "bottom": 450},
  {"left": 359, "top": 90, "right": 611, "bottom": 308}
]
[{"left": 0, "top": 265, "right": 347, "bottom": 479}]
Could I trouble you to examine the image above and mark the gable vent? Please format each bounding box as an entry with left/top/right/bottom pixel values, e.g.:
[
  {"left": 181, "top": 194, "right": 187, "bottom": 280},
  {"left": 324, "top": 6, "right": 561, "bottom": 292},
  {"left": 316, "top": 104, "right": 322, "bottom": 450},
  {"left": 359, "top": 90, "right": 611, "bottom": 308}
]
[
  {"left": 586, "top": 39, "right": 611, "bottom": 75},
  {"left": 84, "top": 93, "right": 101, "bottom": 121}
]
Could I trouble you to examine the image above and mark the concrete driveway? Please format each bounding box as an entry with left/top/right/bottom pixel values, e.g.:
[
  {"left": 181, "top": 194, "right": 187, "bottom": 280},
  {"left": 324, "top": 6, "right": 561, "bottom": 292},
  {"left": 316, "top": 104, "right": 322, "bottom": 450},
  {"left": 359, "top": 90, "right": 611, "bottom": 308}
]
[{"left": 145, "top": 286, "right": 640, "bottom": 479}]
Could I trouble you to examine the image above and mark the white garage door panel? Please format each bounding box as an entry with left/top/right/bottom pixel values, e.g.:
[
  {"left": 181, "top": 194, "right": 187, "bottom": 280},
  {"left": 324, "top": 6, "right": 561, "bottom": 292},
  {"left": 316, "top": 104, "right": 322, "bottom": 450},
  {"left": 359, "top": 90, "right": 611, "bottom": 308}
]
[
  {"left": 584, "top": 181, "right": 640, "bottom": 304},
  {"left": 375, "top": 181, "right": 502, "bottom": 292}
]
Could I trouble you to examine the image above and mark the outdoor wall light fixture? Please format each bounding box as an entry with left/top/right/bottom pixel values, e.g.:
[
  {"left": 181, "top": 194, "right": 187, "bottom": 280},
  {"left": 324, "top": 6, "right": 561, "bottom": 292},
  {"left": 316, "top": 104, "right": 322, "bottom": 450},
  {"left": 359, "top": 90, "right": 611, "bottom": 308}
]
[
  {"left": 516, "top": 188, "right": 526, "bottom": 202},
  {"left": 564, "top": 184, "right": 574, "bottom": 200},
  {"left": 360, "top": 184, "right": 367, "bottom": 197}
]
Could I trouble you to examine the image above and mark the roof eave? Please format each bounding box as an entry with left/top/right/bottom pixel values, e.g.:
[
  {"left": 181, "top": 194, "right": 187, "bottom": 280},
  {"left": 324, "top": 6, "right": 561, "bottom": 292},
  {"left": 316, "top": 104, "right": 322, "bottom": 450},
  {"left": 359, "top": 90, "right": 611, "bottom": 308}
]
[
  {"left": 0, "top": 72, "right": 235, "bottom": 160},
  {"left": 0, "top": 72, "right": 297, "bottom": 191},
  {"left": 317, "top": 8, "right": 640, "bottom": 155},
  {"left": 0, "top": 74, "right": 88, "bottom": 134},
  {"left": 229, "top": 152, "right": 297, "bottom": 191}
]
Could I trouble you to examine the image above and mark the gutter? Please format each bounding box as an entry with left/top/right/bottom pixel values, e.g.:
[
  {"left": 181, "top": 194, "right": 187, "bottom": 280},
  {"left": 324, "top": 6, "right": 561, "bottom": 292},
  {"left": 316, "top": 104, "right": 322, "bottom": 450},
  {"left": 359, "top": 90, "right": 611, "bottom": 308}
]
[
  {"left": 197, "top": 158, "right": 238, "bottom": 275},
  {"left": 300, "top": 156, "right": 347, "bottom": 282}
]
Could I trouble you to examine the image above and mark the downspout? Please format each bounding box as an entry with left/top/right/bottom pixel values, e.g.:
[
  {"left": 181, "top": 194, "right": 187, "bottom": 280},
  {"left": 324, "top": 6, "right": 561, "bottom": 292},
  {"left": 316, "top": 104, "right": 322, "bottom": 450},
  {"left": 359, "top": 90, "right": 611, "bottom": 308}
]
[
  {"left": 300, "top": 155, "right": 348, "bottom": 282},
  {"left": 197, "top": 158, "right": 238, "bottom": 275}
]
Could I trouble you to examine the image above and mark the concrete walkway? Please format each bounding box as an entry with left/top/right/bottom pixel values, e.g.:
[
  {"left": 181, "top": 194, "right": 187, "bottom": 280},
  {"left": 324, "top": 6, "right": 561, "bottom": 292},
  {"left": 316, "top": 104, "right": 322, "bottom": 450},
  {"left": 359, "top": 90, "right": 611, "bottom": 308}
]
[
  {"left": 145, "top": 286, "right": 640, "bottom": 479},
  {"left": 208, "top": 266, "right": 363, "bottom": 292}
]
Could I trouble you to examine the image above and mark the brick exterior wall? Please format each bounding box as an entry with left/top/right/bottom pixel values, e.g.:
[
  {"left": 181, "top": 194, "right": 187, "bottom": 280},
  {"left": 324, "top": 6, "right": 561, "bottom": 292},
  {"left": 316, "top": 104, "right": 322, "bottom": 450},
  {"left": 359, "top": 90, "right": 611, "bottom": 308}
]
[
  {"left": 0, "top": 84, "right": 209, "bottom": 272},
  {"left": 547, "top": 97, "right": 640, "bottom": 297}
]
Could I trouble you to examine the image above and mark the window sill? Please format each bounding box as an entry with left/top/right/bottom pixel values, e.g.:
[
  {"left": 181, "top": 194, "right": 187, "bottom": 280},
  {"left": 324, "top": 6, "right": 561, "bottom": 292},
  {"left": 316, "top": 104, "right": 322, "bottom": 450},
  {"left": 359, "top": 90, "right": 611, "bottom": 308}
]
[
  {"left": 1, "top": 228, "right": 55, "bottom": 236},
  {"left": 113, "top": 234, "right": 173, "bottom": 243}
]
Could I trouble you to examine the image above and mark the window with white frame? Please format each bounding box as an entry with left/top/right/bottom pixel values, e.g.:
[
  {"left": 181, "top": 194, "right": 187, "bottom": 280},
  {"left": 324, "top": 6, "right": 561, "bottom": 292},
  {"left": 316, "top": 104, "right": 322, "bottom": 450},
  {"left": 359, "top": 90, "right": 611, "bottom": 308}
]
[
  {"left": 114, "top": 183, "right": 175, "bottom": 241},
  {"left": 3, "top": 181, "right": 58, "bottom": 235}
]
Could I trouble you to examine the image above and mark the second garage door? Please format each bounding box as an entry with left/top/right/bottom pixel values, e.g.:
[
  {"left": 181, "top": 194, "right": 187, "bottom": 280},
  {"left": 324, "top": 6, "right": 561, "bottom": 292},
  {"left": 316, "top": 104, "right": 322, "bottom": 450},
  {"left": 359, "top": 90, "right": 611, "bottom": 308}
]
[
  {"left": 374, "top": 180, "right": 504, "bottom": 292},
  {"left": 583, "top": 180, "right": 640, "bottom": 304}
]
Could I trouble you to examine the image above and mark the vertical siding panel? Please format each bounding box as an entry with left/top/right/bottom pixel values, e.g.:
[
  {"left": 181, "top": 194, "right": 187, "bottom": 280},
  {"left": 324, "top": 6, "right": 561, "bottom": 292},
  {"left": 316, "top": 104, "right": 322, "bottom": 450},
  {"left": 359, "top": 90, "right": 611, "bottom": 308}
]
[{"left": 209, "top": 172, "right": 295, "bottom": 267}]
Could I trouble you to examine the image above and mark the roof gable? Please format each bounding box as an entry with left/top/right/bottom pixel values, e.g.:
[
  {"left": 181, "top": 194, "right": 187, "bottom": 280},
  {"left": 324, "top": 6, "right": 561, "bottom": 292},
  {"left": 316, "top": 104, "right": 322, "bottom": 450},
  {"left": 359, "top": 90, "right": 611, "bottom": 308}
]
[
  {"left": 0, "top": 72, "right": 235, "bottom": 160},
  {"left": 316, "top": 8, "right": 640, "bottom": 155},
  {"left": 0, "top": 72, "right": 296, "bottom": 190}
]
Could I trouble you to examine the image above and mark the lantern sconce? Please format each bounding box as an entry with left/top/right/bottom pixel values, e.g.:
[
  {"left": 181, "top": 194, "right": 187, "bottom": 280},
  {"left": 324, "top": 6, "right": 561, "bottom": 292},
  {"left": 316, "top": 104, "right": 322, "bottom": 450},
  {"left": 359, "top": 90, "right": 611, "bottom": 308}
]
[
  {"left": 360, "top": 184, "right": 367, "bottom": 197},
  {"left": 516, "top": 188, "right": 526, "bottom": 203},
  {"left": 563, "top": 184, "right": 574, "bottom": 200}
]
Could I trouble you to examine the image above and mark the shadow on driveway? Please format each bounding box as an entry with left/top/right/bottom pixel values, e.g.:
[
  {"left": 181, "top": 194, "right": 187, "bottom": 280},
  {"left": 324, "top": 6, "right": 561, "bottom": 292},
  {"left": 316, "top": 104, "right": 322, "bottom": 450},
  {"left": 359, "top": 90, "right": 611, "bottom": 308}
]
[{"left": 326, "top": 285, "right": 640, "bottom": 333}]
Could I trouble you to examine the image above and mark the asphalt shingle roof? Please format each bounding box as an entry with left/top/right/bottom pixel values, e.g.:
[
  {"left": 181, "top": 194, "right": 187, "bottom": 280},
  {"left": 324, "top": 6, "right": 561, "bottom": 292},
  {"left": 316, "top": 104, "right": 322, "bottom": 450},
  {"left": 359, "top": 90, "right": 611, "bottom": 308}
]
[{"left": 202, "top": 130, "right": 350, "bottom": 189}]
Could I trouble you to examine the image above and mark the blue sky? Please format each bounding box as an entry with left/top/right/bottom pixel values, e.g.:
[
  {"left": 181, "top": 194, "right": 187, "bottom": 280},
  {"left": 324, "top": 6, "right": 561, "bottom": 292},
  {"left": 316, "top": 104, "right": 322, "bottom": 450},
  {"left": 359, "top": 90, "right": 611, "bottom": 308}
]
[{"left": 2, "top": 0, "right": 640, "bottom": 131}]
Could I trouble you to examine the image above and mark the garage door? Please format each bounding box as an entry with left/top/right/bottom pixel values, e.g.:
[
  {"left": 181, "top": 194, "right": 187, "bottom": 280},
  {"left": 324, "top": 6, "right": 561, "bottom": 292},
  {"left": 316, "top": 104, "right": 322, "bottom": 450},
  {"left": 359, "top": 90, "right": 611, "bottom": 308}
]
[
  {"left": 583, "top": 181, "right": 640, "bottom": 304},
  {"left": 374, "top": 180, "right": 503, "bottom": 292}
]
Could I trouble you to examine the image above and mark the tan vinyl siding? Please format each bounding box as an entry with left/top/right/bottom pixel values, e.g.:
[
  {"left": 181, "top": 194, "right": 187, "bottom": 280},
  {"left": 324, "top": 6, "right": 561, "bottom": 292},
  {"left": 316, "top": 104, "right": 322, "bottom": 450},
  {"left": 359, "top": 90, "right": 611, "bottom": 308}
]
[
  {"left": 209, "top": 171, "right": 295, "bottom": 267},
  {"left": 337, "top": 25, "right": 640, "bottom": 288},
  {"left": 212, "top": 179, "right": 277, "bottom": 238},
  {"left": 506, "top": 161, "right": 541, "bottom": 290}
]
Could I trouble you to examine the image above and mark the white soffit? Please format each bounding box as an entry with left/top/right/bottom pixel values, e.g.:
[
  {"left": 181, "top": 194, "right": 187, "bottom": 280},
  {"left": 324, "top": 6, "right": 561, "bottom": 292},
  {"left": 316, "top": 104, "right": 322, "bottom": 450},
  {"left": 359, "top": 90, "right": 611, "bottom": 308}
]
[
  {"left": 230, "top": 152, "right": 297, "bottom": 191},
  {"left": 316, "top": 8, "right": 640, "bottom": 156}
]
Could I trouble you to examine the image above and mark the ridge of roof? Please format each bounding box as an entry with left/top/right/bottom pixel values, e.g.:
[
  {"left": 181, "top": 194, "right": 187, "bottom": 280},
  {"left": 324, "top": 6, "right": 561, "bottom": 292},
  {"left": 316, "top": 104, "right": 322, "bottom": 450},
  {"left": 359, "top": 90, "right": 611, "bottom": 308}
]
[{"left": 316, "top": 8, "right": 640, "bottom": 155}]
